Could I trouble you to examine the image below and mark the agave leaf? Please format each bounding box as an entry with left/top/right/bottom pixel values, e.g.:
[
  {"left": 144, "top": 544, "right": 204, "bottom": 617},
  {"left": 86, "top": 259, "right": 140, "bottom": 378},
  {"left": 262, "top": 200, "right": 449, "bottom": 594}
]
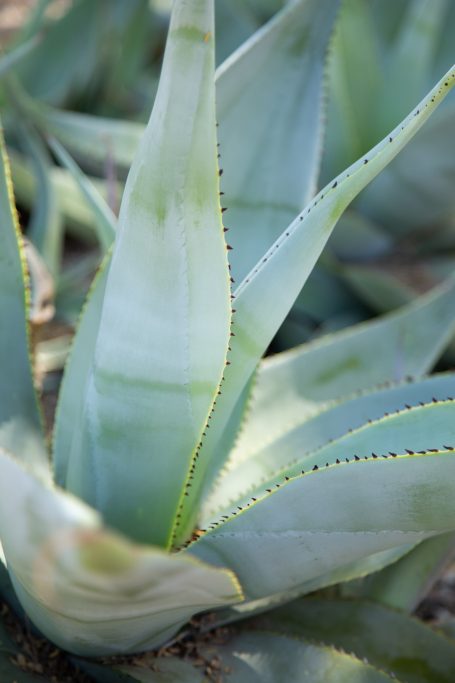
[
  {"left": 211, "top": 400, "right": 455, "bottom": 515},
  {"left": 237, "top": 277, "right": 455, "bottom": 453},
  {"left": 359, "top": 102, "right": 455, "bottom": 233},
  {"left": 202, "top": 545, "right": 416, "bottom": 630},
  {"left": 322, "top": 0, "right": 384, "bottom": 178},
  {"left": 63, "top": 0, "right": 231, "bottom": 549},
  {"left": 259, "top": 598, "right": 455, "bottom": 683},
  {"left": 0, "top": 36, "right": 42, "bottom": 79},
  {"left": 206, "top": 374, "right": 455, "bottom": 514},
  {"left": 53, "top": 259, "right": 109, "bottom": 486},
  {"left": 190, "top": 441, "right": 455, "bottom": 599},
  {"left": 15, "top": 122, "right": 63, "bottom": 279},
  {"left": 54, "top": 252, "right": 101, "bottom": 324},
  {"left": 341, "top": 263, "right": 416, "bottom": 312},
  {"left": 47, "top": 136, "right": 116, "bottom": 251},
  {"left": 0, "top": 127, "right": 47, "bottom": 476},
  {"left": 215, "top": 0, "right": 259, "bottom": 65},
  {"left": 113, "top": 631, "right": 397, "bottom": 682},
  {"left": 216, "top": 0, "right": 340, "bottom": 281},
  {"left": 0, "top": 450, "right": 242, "bottom": 657},
  {"left": 31, "top": 108, "right": 144, "bottom": 176},
  {"left": 9, "top": 149, "right": 117, "bottom": 244},
  {"left": 200, "top": 631, "right": 396, "bottom": 683},
  {"left": 14, "top": 0, "right": 105, "bottom": 104},
  {"left": 354, "top": 532, "right": 455, "bottom": 613},
  {"left": 176, "top": 66, "right": 455, "bottom": 540},
  {"left": 376, "top": 0, "right": 450, "bottom": 133}
]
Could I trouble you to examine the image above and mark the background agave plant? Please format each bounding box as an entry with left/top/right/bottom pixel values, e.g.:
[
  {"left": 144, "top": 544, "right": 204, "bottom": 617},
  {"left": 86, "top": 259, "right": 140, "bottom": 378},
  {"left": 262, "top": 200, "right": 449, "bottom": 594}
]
[
  {"left": 276, "top": 0, "right": 455, "bottom": 350},
  {"left": 1, "top": 0, "right": 455, "bottom": 681}
]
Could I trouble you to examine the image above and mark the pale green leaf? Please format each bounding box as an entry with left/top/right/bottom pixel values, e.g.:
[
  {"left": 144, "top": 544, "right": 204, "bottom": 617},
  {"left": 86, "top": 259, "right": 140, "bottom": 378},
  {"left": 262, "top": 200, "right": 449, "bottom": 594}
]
[
  {"left": 64, "top": 0, "right": 232, "bottom": 549},
  {"left": 0, "top": 450, "right": 242, "bottom": 657},
  {"left": 376, "top": 0, "right": 450, "bottom": 134},
  {"left": 15, "top": 0, "right": 104, "bottom": 104},
  {"left": 0, "top": 36, "right": 42, "bottom": 79},
  {"left": 321, "top": 0, "right": 384, "bottom": 179},
  {"left": 355, "top": 532, "right": 455, "bottom": 612},
  {"left": 260, "top": 598, "right": 455, "bottom": 683},
  {"left": 190, "top": 442, "right": 455, "bottom": 600},
  {"left": 239, "top": 277, "right": 455, "bottom": 452},
  {"left": 216, "top": 0, "right": 340, "bottom": 281},
  {"left": 48, "top": 136, "right": 116, "bottom": 251},
  {"left": 9, "top": 149, "right": 118, "bottom": 244},
  {"left": 32, "top": 107, "right": 144, "bottom": 176},
  {"left": 359, "top": 102, "right": 455, "bottom": 233},
  {"left": 16, "top": 121, "right": 63, "bottom": 278},
  {"left": 0, "top": 127, "right": 47, "bottom": 477},
  {"left": 53, "top": 258, "right": 109, "bottom": 486},
  {"left": 210, "top": 400, "right": 455, "bottom": 515},
  {"left": 206, "top": 374, "right": 455, "bottom": 515},
  {"left": 215, "top": 0, "right": 258, "bottom": 65},
  {"left": 200, "top": 632, "right": 396, "bottom": 683},
  {"left": 179, "top": 66, "right": 455, "bottom": 538}
]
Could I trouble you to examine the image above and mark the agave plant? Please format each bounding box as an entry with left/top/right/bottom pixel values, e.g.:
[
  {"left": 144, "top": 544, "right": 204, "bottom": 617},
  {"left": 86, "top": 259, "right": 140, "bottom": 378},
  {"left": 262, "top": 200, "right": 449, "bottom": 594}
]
[{"left": 2, "top": 0, "right": 455, "bottom": 680}]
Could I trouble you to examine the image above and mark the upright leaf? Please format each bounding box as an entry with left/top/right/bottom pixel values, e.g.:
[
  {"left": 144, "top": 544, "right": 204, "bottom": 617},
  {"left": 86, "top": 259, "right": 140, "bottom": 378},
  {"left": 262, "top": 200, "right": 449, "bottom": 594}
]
[
  {"left": 64, "top": 0, "right": 232, "bottom": 549},
  {"left": 190, "top": 66, "right": 455, "bottom": 519},
  {"left": 216, "top": 0, "right": 340, "bottom": 281},
  {"left": 48, "top": 136, "right": 116, "bottom": 252},
  {"left": 0, "top": 127, "right": 47, "bottom": 477}
]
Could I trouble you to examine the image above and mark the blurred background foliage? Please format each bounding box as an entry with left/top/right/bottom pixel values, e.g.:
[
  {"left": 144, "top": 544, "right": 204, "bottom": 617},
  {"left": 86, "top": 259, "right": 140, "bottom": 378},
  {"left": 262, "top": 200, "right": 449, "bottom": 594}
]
[{"left": 0, "top": 0, "right": 454, "bottom": 388}]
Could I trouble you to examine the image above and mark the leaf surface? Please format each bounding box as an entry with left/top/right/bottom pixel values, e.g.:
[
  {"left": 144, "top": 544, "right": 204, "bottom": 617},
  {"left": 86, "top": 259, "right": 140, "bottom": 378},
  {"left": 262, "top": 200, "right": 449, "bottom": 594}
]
[
  {"left": 47, "top": 136, "right": 116, "bottom": 251},
  {"left": 216, "top": 0, "right": 340, "bottom": 281},
  {"left": 0, "top": 450, "right": 242, "bottom": 657},
  {"left": 0, "top": 127, "right": 47, "bottom": 477},
  {"left": 64, "top": 0, "right": 232, "bottom": 549},
  {"left": 190, "top": 443, "right": 455, "bottom": 600},
  {"left": 206, "top": 374, "right": 455, "bottom": 514},
  {"left": 201, "top": 631, "right": 396, "bottom": 683},
  {"left": 193, "top": 68, "right": 455, "bottom": 509},
  {"left": 259, "top": 598, "right": 455, "bottom": 683},
  {"left": 237, "top": 278, "right": 455, "bottom": 453}
]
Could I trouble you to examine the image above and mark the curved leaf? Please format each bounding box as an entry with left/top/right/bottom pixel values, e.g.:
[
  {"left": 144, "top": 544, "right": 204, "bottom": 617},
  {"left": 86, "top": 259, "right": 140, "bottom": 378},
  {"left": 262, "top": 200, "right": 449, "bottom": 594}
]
[
  {"left": 16, "top": 121, "right": 63, "bottom": 279},
  {"left": 201, "top": 631, "right": 396, "bottom": 683},
  {"left": 190, "top": 445, "right": 455, "bottom": 600},
  {"left": 53, "top": 258, "right": 109, "bottom": 486},
  {"left": 0, "top": 126, "right": 47, "bottom": 477},
  {"left": 355, "top": 532, "right": 455, "bottom": 612},
  {"left": 47, "top": 136, "right": 116, "bottom": 252},
  {"left": 238, "top": 277, "right": 455, "bottom": 453},
  {"left": 206, "top": 374, "right": 455, "bottom": 514},
  {"left": 0, "top": 450, "right": 242, "bottom": 657},
  {"left": 184, "top": 65, "right": 455, "bottom": 529},
  {"left": 260, "top": 598, "right": 455, "bottom": 683}
]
